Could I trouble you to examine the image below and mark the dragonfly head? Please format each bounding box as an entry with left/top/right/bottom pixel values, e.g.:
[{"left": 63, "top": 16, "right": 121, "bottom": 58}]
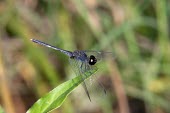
[
  {"left": 88, "top": 55, "right": 97, "bottom": 65},
  {"left": 70, "top": 56, "right": 75, "bottom": 59}
]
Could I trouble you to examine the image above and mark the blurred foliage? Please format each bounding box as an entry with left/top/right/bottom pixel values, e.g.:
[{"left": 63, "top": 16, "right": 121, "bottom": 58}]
[{"left": 0, "top": 0, "right": 170, "bottom": 113}]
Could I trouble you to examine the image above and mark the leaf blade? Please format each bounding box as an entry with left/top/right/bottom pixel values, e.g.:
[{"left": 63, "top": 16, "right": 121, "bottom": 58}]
[{"left": 26, "top": 68, "right": 98, "bottom": 113}]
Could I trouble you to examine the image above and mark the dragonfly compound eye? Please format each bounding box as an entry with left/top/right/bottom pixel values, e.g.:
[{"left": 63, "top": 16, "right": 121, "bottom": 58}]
[{"left": 89, "top": 55, "right": 97, "bottom": 65}]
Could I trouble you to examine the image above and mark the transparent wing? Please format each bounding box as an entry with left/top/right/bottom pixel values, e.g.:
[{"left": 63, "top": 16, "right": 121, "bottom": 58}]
[
  {"left": 84, "top": 73, "right": 107, "bottom": 102},
  {"left": 69, "top": 58, "right": 97, "bottom": 101},
  {"left": 69, "top": 57, "right": 107, "bottom": 101}
]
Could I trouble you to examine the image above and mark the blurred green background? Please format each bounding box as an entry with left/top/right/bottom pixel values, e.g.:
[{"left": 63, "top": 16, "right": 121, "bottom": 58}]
[{"left": 0, "top": 0, "right": 170, "bottom": 113}]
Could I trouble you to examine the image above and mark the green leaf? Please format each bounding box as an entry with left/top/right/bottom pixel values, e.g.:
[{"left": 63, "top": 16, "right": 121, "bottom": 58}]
[{"left": 26, "top": 68, "right": 98, "bottom": 113}]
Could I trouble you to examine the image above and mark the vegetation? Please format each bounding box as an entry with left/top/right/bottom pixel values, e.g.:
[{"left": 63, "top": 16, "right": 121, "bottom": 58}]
[{"left": 0, "top": 0, "right": 169, "bottom": 113}]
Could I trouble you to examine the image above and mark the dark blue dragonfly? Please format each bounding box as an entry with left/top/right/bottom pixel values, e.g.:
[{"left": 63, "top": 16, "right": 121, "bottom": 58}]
[{"left": 31, "top": 39, "right": 112, "bottom": 101}]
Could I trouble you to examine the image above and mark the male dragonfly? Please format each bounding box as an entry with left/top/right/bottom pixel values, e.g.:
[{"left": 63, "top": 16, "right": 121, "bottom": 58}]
[{"left": 31, "top": 39, "right": 113, "bottom": 101}]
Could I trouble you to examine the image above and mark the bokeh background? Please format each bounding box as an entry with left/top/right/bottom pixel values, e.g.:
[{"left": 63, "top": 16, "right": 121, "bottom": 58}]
[{"left": 0, "top": 0, "right": 170, "bottom": 113}]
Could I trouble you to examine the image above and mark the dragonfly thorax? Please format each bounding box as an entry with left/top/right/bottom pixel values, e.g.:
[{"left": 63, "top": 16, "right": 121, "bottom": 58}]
[
  {"left": 71, "top": 50, "right": 88, "bottom": 62},
  {"left": 71, "top": 50, "right": 97, "bottom": 65}
]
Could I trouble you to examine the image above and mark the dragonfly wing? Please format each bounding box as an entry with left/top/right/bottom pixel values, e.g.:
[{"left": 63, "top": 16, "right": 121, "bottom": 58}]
[
  {"left": 83, "top": 62, "right": 107, "bottom": 101},
  {"left": 81, "top": 63, "right": 107, "bottom": 102},
  {"left": 69, "top": 58, "right": 97, "bottom": 101}
]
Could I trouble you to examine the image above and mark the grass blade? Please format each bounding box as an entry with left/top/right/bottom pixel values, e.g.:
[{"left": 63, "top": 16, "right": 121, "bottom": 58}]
[{"left": 26, "top": 68, "right": 98, "bottom": 113}]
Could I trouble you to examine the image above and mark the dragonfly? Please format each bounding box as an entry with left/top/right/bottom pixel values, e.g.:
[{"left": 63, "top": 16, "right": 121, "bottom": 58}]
[{"left": 31, "top": 39, "right": 112, "bottom": 101}]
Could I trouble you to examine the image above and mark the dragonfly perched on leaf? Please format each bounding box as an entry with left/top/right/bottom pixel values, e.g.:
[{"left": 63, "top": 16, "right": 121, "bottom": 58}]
[{"left": 31, "top": 39, "right": 113, "bottom": 101}]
